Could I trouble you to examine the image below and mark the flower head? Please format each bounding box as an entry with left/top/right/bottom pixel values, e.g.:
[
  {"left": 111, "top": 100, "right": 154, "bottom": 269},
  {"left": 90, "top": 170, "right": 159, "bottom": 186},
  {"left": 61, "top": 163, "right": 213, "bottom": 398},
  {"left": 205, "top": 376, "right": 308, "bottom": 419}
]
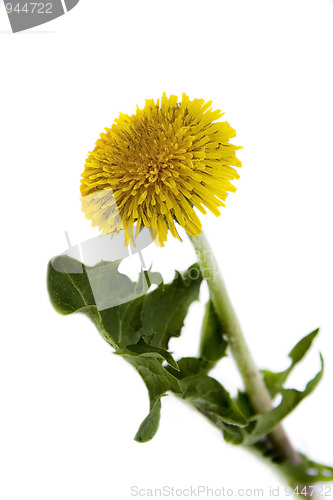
[{"left": 80, "top": 93, "right": 241, "bottom": 245}]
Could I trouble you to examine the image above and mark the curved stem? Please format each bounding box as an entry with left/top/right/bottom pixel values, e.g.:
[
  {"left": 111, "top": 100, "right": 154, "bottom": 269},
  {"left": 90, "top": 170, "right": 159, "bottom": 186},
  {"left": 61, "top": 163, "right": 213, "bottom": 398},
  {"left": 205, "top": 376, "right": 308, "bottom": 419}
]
[{"left": 189, "top": 232, "right": 301, "bottom": 467}]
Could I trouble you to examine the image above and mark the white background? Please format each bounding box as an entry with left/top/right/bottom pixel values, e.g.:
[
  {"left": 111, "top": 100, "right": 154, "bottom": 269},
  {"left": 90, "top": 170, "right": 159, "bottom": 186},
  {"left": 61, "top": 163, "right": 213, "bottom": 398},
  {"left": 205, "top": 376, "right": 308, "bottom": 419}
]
[{"left": 1, "top": 1, "right": 333, "bottom": 499}]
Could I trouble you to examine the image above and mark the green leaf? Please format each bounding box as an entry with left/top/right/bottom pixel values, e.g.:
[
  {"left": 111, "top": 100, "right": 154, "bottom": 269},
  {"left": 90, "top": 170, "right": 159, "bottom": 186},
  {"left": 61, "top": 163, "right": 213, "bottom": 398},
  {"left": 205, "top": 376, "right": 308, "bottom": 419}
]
[
  {"left": 47, "top": 256, "right": 148, "bottom": 347},
  {"left": 179, "top": 374, "right": 248, "bottom": 427},
  {"left": 116, "top": 349, "right": 181, "bottom": 442},
  {"left": 167, "top": 357, "right": 248, "bottom": 427},
  {"left": 244, "top": 355, "right": 324, "bottom": 445},
  {"left": 289, "top": 329, "right": 319, "bottom": 363},
  {"left": 116, "top": 351, "right": 182, "bottom": 405},
  {"left": 200, "top": 300, "right": 228, "bottom": 363},
  {"left": 262, "top": 329, "right": 319, "bottom": 398},
  {"left": 48, "top": 255, "right": 201, "bottom": 442},
  {"left": 234, "top": 390, "right": 256, "bottom": 419},
  {"left": 134, "top": 400, "right": 162, "bottom": 443},
  {"left": 98, "top": 298, "right": 145, "bottom": 347},
  {"left": 47, "top": 256, "right": 96, "bottom": 315},
  {"left": 119, "top": 338, "right": 179, "bottom": 371},
  {"left": 167, "top": 357, "right": 212, "bottom": 379},
  {"left": 47, "top": 257, "right": 202, "bottom": 351},
  {"left": 139, "top": 263, "right": 202, "bottom": 349}
]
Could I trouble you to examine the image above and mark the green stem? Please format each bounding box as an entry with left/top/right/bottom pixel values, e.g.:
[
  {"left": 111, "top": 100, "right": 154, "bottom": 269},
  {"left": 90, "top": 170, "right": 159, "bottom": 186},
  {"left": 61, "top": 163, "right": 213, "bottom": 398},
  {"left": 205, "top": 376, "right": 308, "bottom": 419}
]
[{"left": 189, "top": 232, "right": 301, "bottom": 467}]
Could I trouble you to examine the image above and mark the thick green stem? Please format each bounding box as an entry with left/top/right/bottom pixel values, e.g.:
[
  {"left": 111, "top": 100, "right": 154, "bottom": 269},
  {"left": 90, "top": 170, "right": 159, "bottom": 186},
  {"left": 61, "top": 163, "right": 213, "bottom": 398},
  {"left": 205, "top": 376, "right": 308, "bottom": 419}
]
[{"left": 190, "top": 232, "right": 301, "bottom": 467}]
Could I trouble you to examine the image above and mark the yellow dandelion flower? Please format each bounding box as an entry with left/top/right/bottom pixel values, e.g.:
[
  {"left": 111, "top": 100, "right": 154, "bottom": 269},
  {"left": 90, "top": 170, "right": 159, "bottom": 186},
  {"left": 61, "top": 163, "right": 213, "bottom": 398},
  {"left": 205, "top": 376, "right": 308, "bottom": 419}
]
[{"left": 80, "top": 93, "right": 242, "bottom": 246}]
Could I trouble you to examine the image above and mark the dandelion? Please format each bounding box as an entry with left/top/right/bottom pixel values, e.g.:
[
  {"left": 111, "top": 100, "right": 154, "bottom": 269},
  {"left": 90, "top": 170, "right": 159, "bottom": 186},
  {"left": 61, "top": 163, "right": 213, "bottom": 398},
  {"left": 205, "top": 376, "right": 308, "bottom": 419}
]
[
  {"left": 80, "top": 93, "right": 242, "bottom": 245},
  {"left": 50, "top": 93, "right": 331, "bottom": 488}
]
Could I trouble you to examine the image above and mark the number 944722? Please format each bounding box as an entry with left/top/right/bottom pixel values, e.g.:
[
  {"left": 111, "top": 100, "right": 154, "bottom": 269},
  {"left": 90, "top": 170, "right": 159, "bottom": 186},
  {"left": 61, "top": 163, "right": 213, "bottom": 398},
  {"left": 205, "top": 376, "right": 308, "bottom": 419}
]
[{"left": 5, "top": 3, "right": 53, "bottom": 14}]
